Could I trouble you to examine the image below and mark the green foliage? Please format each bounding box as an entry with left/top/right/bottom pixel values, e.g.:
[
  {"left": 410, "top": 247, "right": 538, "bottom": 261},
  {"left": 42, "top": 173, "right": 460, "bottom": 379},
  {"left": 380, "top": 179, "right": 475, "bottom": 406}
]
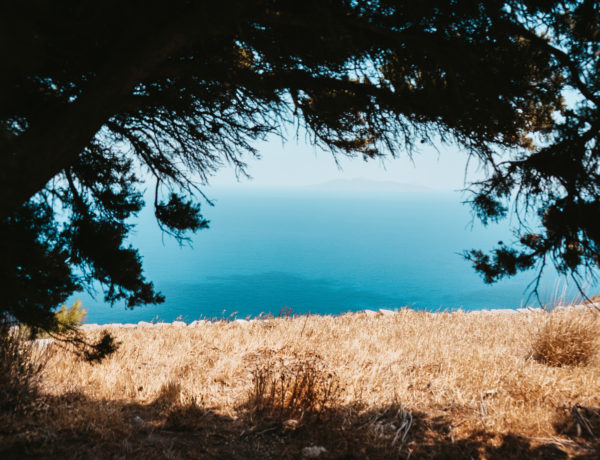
[
  {"left": 155, "top": 193, "right": 210, "bottom": 241},
  {"left": 20, "top": 300, "right": 87, "bottom": 338},
  {"left": 0, "top": 203, "right": 79, "bottom": 332},
  {"left": 463, "top": 2, "right": 600, "bottom": 296},
  {"left": 54, "top": 300, "right": 87, "bottom": 333}
]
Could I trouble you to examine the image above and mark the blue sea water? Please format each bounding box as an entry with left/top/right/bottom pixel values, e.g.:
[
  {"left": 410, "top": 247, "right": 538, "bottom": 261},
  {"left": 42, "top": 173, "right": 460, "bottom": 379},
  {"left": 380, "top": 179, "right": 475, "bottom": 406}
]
[{"left": 72, "top": 188, "right": 584, "bottom": 324}]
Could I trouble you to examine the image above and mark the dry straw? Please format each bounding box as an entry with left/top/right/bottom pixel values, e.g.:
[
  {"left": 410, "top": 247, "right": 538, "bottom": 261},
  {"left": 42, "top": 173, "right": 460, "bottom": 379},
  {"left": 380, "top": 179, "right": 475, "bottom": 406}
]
[
  {"left": 246, "top": 349, "right": 341, "bottom": 419},
  {"left": 531, "top": 311, "right": 599, "bottom": 367},
  {"left": 2, "top": 307, "right": 599, "bottom": 458}
]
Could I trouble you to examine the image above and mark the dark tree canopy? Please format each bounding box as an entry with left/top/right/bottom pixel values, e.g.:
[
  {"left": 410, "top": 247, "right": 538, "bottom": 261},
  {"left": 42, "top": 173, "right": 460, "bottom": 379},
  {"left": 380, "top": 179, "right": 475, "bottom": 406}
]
[{"left": 0, "top": 1, "right": 597, "bottom": 330}]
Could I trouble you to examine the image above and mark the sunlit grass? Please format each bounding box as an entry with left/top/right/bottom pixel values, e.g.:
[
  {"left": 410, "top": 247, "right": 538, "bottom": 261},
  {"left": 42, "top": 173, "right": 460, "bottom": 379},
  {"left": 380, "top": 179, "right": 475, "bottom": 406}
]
[{"left": 2, "top": 307, "right": 599, "bottom": 458}]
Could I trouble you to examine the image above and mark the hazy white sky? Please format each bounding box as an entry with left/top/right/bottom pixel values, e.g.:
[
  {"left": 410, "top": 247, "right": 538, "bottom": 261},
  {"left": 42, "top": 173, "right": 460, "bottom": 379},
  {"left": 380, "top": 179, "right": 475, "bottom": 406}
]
[{"left": 208, "top": 135, "right": 484, "bottom": 191}]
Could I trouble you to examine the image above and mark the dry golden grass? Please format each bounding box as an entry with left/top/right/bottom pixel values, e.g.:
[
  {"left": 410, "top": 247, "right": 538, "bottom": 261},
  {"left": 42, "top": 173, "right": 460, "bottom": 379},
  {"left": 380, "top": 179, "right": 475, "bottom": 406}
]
[
  {"left": 0, "top": 325, "right": 44, "bottom": 412},
  {"left": 2, "top": 307, "right": 600, "bottom": 459},
  {"left": 531, "top": 314, "right": 599, "bottom": 367},
  {"left": 247, "top": 349, "right": 342, "bottom": 419}
]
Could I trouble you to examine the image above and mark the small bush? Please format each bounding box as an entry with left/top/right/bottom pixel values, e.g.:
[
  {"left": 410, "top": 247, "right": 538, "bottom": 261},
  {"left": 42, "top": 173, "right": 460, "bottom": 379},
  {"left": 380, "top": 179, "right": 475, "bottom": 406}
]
[
  {"left": 22, "top": 300, "right": 87, "bottom": 338},
  {"left": 0, "top": 321, "right": 44, "bottom": 413},
  {"left": 531, "top": 314, "right": 598, "bottom": 367},
  {"left": 248, "top": 351, "right": 341, "bottom": 419},
  {"left": 54, "top": 300, "right": 87, "bottom": 333}
]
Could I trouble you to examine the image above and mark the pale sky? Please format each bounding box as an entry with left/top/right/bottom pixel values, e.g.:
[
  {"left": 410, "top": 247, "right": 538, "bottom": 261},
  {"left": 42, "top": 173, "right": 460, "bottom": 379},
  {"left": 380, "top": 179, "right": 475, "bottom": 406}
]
[
  {"left": 207, "top": 134, "right": 484, "bottom": 191},
  {"left": 206, "top": 91, "right": 584, "bottom": 191}
]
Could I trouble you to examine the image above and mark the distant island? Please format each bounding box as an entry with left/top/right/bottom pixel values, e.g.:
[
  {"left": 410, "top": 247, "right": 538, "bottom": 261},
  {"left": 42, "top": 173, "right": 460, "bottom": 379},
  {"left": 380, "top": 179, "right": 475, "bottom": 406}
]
[{"left": 310, "top": 178, "right": 432, "bottom": 192}]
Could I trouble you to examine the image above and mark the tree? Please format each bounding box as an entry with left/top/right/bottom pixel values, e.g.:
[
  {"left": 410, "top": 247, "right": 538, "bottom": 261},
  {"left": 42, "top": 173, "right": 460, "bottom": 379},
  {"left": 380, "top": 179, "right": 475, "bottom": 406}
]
[
  {"left": 0, "top": 1, "right": 595, "bottom": 333},
  {"left": 464, "top": 1, "right": 600, "bottom": 300}
]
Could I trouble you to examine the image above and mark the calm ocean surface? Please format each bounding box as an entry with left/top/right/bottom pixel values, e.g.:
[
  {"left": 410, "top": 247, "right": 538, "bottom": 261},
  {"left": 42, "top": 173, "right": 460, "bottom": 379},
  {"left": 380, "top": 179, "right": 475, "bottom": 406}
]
[{"left": 72, "top": 188, "right": 583, "bottom": 324}]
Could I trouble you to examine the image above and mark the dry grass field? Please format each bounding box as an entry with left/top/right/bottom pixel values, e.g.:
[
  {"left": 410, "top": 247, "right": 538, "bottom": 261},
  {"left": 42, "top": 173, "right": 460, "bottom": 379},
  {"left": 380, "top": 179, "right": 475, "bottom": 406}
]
[{"left": 2, "top": 307, "right": 600, "bottom": 459}]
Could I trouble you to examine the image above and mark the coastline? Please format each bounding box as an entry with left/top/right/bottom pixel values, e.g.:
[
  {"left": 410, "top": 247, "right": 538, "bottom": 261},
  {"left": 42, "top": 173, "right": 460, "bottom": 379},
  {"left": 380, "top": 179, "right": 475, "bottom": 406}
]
[{"left": 79, "top": 302, "right": 600, "bottom": 329}]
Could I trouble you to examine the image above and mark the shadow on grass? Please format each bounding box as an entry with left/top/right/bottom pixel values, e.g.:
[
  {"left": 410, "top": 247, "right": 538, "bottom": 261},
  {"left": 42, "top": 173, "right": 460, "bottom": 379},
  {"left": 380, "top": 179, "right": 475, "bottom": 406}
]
[{"left": 2, "top": 391, "right": 599, "bottom": 459}]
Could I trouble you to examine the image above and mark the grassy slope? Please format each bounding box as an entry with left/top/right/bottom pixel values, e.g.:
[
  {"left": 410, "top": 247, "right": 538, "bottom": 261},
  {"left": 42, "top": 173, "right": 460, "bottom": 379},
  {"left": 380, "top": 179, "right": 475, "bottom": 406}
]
[{"left": 2, "top": 308, "right": 600, "bottom": 459}]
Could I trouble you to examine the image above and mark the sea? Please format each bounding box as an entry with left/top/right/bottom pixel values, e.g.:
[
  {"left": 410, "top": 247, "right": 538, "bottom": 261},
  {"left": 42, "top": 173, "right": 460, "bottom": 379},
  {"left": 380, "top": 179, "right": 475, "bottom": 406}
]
[{"left": 70, "top": 187, "right": 589, "bottom": 324}]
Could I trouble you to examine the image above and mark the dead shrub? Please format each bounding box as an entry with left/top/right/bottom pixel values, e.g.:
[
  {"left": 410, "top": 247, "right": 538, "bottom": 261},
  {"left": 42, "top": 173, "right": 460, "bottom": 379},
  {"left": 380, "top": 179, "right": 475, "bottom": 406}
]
[
  {"left": 0, "top": 321, "right": 45, "bottom": 413},
  {"left": 248, "top": 351, "right": 341, "bottom": 420},
  {"left": 531, "top": 314, "right": 598, "bottom": 367}
]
